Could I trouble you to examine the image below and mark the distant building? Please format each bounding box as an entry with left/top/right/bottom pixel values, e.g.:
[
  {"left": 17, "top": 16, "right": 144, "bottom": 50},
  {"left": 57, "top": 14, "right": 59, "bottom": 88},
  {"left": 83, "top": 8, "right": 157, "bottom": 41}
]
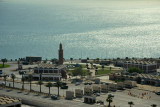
[
  {"left": 137, "top": 74, "right": 160, "bottom": 86},
  {"left": 58, "top": 43, "right": 63, "bottom": 65},
  {"left": 66, "top": 91, "right": 74, "bottom": 100},
  {"left": 100, "top": 60, "right": 111, "bottom": 65},
  {"left": 92, "top": 85, "right": 100, "bottom": 93},
  {"left": 75, "top": 89, "right": 83, "bottom": 98},
  {"left": 101, "top": 84, "right": 108, "bottom": 92},
  {"left": 26, "top": 56, "right": 42, "bottom": 62},
  {"left": 84, "top": 95, "right": 96, "bottom": 104},
  {"left": 24, "top": 64, "right": 67, "bottom": 81},
  {"left": 123, "top": 60, "right": 157, "bottom": 73},
  {"left": 84, "top": 86, "right": 92, "bottom": 96}
]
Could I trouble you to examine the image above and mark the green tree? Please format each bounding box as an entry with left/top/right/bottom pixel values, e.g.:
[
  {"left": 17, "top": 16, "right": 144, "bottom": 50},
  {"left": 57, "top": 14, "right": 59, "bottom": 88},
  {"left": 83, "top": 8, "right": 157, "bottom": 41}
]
[
  {"left": 89, "top": 72, "right": 92, "bottom": 76},
  {"left": 128, "top": 101, "right": 134, "bottom": 107},
  {"left": 11, "top": 74, "right": 16, "bottom": 88},
  {"left": 1, "top": 58, "right": 7, "bottom": 67},
  {"left": 96, "top": 58, "right": 99, "bottom": 63},
  {"left": 46, "top": 82, "right": 53, "bottom": 95},
  {"left": 70, "top": 58, "right": 73, "bottom": 63},
  {"left": 55, "top": 81, "right": 62, "bottom": 96},
  {"left": 37, "top": 81, "right": 43, "bottom": 93},
  {"left": 127, "top": 67, "right": 142, "bottom": 74},
  {"left": 106, "top": 95, "right": 113, "bottom": 107},
  {"left": 28, "top": 74, "right": 33, "bottom": 91},
  {"left": 3, "top": 74, "right": 8, "bottom": 86},
  {"left": 51, "top": 58, "right": 58, "bottom": 64},
  {"left": 102, "top": 65, "right": 104, "bottom": 70},
  {"left": 72, "top": 66, "right": 83, "bottom": 77},
  {"left": 21, "top": 76, "right": 25, "bottom": 90},
  {"left": 68, "top": 73, "right": 72, "bottom": 78},
  {"left": 86, "top": 63, "right": 89, "bottom": 68},
  {"left": 19, "top": 71, "right": 25, "bottom": 89},
  {"left": 151, "top": 104, "right": 157, "bottom": 107}
]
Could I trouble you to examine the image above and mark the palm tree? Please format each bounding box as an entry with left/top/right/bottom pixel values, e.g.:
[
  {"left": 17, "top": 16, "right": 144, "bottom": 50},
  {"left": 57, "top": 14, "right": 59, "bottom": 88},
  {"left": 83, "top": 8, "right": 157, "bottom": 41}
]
[
  {"left": 95, "top": 69, "right": 98, "bottom": 75},
  {"left": 106, "top": 95, "right": 113, "bottom": 107},
  {"left": 102, "top": 65, "right": 104, "bottom": 70},
  {"left": 68, "top": 73, "right": 72, "bottom": 78},
  {"left": 151, "top": 104, "right": 157, "bottom": 107},
  {"left": 89, "top": 72, "right": 92, "bottom": 77},
  {"left": 28, "top": 74, "right": 33, "bottom": 91},
  {"left": 70, "top": 58, "right": 73, "bottom": 63},
  {"left": 55, "top": 81, "right": 62, "bottom": 96},
  {"left": 3, "top": 74, "right": 8, "bottom": 86},
  {"left": 1, "top": 58, "right": 7, "bottom": 67},
  {"left": 11, "top": 74, "right": 16, "bottom": 88},
  {"left": 21, "top": 76, "right": 25, "bottom": 90},
  {"left": 19, "top": 71, "right": 25, "bottom": 89},
  {"left": 128, "top": 101, "right": 134, "bottom": 107},
  {"left": 86, "top": 63, "right": 89, "bottom": 68},
  {"left": 46, "top": 82, "right": 53, "bottom": 95},
  {"left": 37, "top": 81, "right": 43, "bottom": 93}
]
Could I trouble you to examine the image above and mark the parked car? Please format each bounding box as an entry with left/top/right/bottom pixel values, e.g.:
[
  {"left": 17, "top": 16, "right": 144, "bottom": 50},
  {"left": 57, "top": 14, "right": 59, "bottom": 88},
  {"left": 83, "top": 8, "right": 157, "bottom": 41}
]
[
  {"left": 88, "top": 82, "right": 92, "bottom": 85},
  {"left": 22, "top": 62, "right": 29, "bottom": 65},
  {"left": 84, "top": 82, "right": 88, "bottom": 85},
  {"left": 75, "top": 82, "right": 80, "bottom": 85},
  {"left": 62, "top": 82, "right": 67, "bottom": 86},
  {"left": 53, "top": 83, "right": 57, "bottom": 87},
  {"left": 108, "top": 94, "right": 114, "bottom": 97},
  {"left": 51, "top": 94, "right": 58, "bottom": 100},
  {"left": 94, "top": 92, "right": 100, "bottom": 96},
  {"left": 0, "top": 82, "right": 5, "bottom": 86},
  {"left": 97, "top": 100, "right": 104, "bottom": 105},
  {"left": 61, "top": 85, "right": 68, "bottom": 89},
  {"left": 155, "top": 92, "right": 160, "bottom": 95}
]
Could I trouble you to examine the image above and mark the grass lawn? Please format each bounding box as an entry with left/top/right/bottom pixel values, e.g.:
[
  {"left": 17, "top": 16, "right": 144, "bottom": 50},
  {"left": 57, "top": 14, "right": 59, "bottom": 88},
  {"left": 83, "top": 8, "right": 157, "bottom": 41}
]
[
  {"left": 96, "top": 70, "right": 118, "bottom": 75},
  {"left": 0, "top": 64, "right": 10, "bottom": 68},
  {"left": 66, "top": 69, "right": 89, "bottom": 75}
]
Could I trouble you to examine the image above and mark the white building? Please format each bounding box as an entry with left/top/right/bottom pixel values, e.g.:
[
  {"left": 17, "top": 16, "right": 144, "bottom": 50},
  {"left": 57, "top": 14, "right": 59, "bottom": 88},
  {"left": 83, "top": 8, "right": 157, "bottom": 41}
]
[{"left": 24, "top": 64, "right": 66, "bottom": 81}]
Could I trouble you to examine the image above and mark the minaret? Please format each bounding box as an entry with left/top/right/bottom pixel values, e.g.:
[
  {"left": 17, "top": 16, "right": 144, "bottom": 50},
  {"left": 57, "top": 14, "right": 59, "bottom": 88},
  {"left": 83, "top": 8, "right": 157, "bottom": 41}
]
[{"left": 58, "top": 43, "right": 63, "bottom": 65}]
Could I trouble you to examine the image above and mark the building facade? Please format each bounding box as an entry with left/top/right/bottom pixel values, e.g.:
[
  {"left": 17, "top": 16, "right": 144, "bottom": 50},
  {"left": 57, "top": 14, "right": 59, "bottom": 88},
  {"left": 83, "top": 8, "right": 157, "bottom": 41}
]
[
  {"left": 26, "top": 56, "right": 42, "bottom": 62},
  {"left": 123, "top": 60, "right": 158, "bottom": 73},
  {"left": 24, "top": 64, "right": 67, "bottom": 81}
]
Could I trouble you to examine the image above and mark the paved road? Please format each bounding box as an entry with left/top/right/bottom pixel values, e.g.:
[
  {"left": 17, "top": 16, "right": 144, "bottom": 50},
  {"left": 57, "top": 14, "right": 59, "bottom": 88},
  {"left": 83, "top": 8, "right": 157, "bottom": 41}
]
[
  {"left": 1, "top": 80, "right": 160, "bottom": 107},
  {"left": 0, "top": 87, "right": 97, "bottom": 107},
  {"left": 0, "top": 62, "right": 37, "bottom": 79}
]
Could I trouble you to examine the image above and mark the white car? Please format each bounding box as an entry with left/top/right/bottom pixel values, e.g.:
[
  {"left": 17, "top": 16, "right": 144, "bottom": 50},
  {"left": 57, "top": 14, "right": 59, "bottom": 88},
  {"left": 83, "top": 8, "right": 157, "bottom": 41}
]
[{"left": 75, "top": 82, "right": 80, "bottom": 85}]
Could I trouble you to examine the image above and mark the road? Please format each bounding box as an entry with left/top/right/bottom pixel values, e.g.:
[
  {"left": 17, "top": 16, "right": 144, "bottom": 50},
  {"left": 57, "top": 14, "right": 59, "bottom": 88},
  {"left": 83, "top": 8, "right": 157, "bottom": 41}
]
[{"left": 1, "top": 79, "right": 160, "bottom": 107}]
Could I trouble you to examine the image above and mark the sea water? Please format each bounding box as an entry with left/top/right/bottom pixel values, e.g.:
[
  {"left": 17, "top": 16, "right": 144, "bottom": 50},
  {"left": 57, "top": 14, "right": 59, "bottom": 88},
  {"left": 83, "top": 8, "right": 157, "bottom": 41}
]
[{"left": 0, "top": 0, "right": 160, "bottom": 59}]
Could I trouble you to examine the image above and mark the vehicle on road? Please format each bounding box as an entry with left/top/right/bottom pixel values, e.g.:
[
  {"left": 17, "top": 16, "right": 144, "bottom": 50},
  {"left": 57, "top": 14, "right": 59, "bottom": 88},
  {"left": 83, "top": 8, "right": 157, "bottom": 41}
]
[
  {"left": 61, "top": 85, "right": 68, "bottom": 89},
  {"left": 108, "top": 94, "right": 114, "bottom": 97},
  {"left": 84, "top": 82, "right": 88, "bottom": 85},
  {"left": 88, "top": 83, "right": 92, "bottom": 85},
  {"left": 97, "top": 100, "right": 104, "bottom": 105},
  {"left": 155, "top": 92, "right": 160, "bottom": 95},
  {"left": 51, "top": 94, "right": 59, "bottom": 100},
  {"left": 94, "top": 92, "right": 100, "bottom": 96},
  {"left": 75, "top": 82, "right": 80, "bottom": 85},
  {"left": 62, "top": 82, "right": 67, "bottom": 86},
  {"left": 0, "top": 82, "right": 5, "bottom": 86}
]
